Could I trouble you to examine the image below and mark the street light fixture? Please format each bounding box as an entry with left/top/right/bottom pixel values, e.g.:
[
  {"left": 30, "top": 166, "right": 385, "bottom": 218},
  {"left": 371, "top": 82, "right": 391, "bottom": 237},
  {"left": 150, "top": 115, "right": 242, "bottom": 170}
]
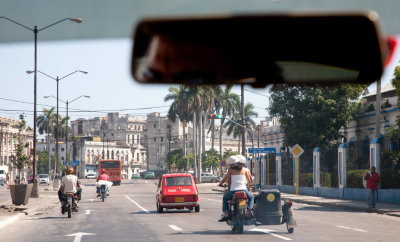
[
  {"left": 43, "top": 95, "right": 90, "bottom": 169},
  {"left": 27, "top": 70, "right": 88, "bottom": 179},
  {"left": 1, "top": 16, "right": 82, "bottom": 198}
]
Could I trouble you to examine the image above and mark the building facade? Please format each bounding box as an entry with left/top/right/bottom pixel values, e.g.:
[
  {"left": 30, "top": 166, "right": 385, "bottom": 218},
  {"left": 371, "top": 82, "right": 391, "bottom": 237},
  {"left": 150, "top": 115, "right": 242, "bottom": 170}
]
[{"left": 0, "top": 116, "right": 34, "bottom": 180}]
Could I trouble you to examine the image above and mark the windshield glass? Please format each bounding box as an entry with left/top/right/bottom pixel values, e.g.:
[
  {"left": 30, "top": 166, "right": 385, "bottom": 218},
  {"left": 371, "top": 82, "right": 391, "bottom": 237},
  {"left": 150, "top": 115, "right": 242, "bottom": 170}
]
[{"left": 38, "top": 174, "right": 48, "bottom": 178}]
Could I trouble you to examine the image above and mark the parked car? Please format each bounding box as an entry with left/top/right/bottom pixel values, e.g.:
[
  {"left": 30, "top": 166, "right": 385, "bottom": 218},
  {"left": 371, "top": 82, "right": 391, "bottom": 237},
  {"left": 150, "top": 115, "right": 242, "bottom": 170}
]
[
  {"left": 38, "top": 174, "right": 50, "bottom": 185},
  {"left": 144, "top": 171, "right": 155, "bottom": 179},
  {"left": 201, "top": 173, "right": 220, "bottom": 183},
  {"left": 131, "top": 173, "right": 141, "bottom": 179},
  {"left": 156, "top": 173, "right": 200, "bottom": 213},
  {"left": 86, "top": 173, "right": 97, "bottom": 179}
]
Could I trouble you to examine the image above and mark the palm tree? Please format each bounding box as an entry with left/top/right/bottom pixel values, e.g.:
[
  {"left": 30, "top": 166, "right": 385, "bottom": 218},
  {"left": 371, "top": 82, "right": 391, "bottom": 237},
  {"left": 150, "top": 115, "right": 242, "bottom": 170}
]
[
  {"left": 37, "top": 107, "right": 56, "bottom": 175},
  {"left": 164, "top": 86, "right": 192, "bottom": 161},
  {"left": 224, "top": 102, "right": 258, "bottom": 153},
  {"left": 215, "top": 86, "right": 240, "bottom": 160}
]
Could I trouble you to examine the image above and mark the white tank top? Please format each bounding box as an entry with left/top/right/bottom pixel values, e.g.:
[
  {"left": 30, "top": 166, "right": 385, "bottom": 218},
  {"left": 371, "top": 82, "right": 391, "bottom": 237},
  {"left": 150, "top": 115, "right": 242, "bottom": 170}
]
[{"left": 230, "top": 174, "right": 247, "bottom": 191}]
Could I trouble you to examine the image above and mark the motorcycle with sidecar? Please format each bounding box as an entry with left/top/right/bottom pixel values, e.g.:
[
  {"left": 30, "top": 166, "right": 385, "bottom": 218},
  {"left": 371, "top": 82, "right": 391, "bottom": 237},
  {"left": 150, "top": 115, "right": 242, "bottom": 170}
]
[{"left": 224, "top": 189, "right": 296, "bottom": 234}]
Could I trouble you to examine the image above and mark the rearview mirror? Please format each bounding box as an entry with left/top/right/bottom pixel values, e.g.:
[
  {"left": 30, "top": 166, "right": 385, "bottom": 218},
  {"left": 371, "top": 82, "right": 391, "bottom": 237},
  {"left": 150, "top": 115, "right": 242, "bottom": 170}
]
[{"left": 131, "top": 11, "right": 387, "bottom": 87}]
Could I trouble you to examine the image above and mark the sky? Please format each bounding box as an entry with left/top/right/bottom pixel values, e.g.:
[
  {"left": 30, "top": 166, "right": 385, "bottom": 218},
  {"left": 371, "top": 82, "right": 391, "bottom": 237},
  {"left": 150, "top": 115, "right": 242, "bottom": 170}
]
[{"left": 0, "top": 38, "right": 271, "bottom": 129}]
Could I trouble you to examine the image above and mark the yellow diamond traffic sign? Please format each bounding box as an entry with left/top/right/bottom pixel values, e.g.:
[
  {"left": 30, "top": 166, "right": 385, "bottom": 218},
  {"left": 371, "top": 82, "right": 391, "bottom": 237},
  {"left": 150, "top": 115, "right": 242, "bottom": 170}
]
[{"left": 290, "top": 144, "right": 304, "bottom": 158}]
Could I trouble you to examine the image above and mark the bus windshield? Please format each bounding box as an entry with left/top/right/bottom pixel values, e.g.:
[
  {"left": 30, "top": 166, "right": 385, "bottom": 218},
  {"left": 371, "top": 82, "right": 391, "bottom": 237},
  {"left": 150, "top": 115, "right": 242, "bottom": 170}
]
[{"left": 100, "top": 161, "right": 120, "bottom": 168}]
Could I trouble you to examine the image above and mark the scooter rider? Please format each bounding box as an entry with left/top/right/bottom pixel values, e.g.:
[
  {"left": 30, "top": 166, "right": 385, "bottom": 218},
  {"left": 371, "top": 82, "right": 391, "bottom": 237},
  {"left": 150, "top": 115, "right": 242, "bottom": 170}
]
[
  {"left": 96, "top": 169, "right": 110, "bottom": 197},
  {"left": 218, "top": 155, "right": 254, "bottom": 222}
]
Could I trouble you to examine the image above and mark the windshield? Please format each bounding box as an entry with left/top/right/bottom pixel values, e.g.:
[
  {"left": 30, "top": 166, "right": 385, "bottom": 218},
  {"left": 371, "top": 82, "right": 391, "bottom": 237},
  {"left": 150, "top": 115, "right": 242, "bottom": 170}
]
[{"left": 38, "top": 174, "right": 48, "bottom": 178}]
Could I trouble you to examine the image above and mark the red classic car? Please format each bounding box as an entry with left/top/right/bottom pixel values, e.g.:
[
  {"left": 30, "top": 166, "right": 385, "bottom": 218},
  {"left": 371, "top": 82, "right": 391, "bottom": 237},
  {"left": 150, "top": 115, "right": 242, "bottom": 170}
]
[{"left": 156, "top": 173, "right": 200, "bottom": 213}]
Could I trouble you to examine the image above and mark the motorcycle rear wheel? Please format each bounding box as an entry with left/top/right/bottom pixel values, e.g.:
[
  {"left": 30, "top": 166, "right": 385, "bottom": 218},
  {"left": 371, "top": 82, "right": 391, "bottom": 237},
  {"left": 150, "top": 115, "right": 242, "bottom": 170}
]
[{"left": 102, "top": 194, "right": 105, "bottom": 202}]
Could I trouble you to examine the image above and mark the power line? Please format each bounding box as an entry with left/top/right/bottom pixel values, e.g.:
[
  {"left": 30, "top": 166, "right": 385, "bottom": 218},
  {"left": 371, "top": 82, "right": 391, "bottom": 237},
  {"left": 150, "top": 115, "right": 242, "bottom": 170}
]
[{"left": 244, "top": 88, "right": 270, "bottom": 97}]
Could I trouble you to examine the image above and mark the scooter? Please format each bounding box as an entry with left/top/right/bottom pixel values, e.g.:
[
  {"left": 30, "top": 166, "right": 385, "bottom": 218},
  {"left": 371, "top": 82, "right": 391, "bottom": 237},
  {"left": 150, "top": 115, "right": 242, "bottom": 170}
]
[
  {"left": 62, "top": 192, "right": 79, "bottom": 218},
  {"left": 99, "top": 184, "right": 107, "bottom": 202},
  {"left": 96, "top": 180, "right": 112, "bottom": 202}
]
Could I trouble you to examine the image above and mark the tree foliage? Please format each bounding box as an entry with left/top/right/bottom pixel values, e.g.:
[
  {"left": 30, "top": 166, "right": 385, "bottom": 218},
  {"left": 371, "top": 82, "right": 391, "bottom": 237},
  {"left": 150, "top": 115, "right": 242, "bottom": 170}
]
[
  {"left": 11, "top": 115, "right": 31, "bottom": 184},
  {"left": 268, "top": 84, "right": 364, "bottom": 150}
]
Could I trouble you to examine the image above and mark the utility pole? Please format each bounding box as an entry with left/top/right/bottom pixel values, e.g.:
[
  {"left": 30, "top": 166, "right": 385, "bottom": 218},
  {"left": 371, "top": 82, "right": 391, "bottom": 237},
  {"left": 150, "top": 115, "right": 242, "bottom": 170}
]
[{"left": 241, "top": 84, "right": 246, "bottom": 156}]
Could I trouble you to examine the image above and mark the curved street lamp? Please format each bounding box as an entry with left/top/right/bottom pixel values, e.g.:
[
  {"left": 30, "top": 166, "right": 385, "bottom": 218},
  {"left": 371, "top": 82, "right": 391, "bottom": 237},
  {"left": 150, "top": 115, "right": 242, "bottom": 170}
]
[
  {"left": 27, "top": 70, "right": 88, "bottom": 179},
  {"left": 43, "top": 95, "right": 90, "bottom": 170},
  {"left": 1, "top": 16, "right": 82, "bottom": 197}
]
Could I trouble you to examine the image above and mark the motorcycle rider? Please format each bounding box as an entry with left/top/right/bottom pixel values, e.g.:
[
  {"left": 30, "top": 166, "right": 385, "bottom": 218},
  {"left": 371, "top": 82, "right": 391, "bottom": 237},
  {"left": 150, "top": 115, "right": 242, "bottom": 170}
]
[
  {"left": 218, "top": 155, "right": 254, "bottom": 222},
  {"left": 96, "top": 168, "right": 110, "bottom": 197},
  {"left": 58, "top": 168, "right": 82, "bottom": 202},
  {"left": 59, "top": 167, "right": 80, "bottom": 212}
]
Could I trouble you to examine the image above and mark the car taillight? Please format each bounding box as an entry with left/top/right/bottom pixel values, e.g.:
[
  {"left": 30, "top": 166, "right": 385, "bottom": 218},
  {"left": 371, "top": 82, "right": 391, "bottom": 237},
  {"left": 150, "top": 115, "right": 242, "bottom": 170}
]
[
  {"left": 287, "top": 201, "right": 293, "bottom": 207},
  {"left": 194, "top": 194, "right": 198, "bottom": 201}
]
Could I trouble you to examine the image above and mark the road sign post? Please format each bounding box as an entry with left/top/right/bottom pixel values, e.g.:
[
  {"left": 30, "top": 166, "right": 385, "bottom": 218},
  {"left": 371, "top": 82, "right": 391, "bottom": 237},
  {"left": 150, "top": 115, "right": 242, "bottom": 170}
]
[{"left": 290, "top": 144, "right": 304, "bottom": 195}]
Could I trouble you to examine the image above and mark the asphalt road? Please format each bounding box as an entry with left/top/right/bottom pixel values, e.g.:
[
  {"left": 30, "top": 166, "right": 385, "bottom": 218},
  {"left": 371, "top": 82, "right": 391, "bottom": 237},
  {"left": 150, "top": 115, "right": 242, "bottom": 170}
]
[{"left": 0, "top": 179, "right": 399, "bottom": 242}]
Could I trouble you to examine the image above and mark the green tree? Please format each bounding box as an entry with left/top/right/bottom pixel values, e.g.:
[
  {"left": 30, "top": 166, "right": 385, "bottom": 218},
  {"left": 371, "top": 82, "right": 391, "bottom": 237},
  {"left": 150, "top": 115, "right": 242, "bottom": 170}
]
[
  {"left": 37, "top": 150, "right": 50, "bottom": 174},
  {"left": 11, "top": 115, "right": 31, "bottom": 184},
  {"left": 201, "top": 149, "right": 220, "bottom": 171},
  {"left": 268, "top": 84, "right": 364, "bottom": 150},
  {"left": 224, "top": 102, "right": 258, "bottom": 151}
]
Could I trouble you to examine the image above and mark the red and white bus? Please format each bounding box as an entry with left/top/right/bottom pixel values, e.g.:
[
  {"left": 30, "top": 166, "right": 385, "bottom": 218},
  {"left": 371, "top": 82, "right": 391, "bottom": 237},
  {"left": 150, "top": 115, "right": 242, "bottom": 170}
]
[{"left": 98, "top": 159, "right": 122, "bottom": 185}]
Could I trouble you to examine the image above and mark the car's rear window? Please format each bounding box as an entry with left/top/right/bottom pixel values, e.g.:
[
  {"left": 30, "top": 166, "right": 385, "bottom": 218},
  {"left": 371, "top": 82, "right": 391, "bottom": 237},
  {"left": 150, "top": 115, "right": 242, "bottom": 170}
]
[
  {"left": 38, "top": 174, "right": 48, "bottom": 178},
  {"left": 165, "top": 176, "right": 193, "bottom": 186}
]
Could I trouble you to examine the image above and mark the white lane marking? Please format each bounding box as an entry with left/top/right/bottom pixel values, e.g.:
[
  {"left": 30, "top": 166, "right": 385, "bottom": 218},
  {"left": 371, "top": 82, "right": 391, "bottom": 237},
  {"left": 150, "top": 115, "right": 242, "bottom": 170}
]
[
  {"left": 271, "top": 234, "right": 293, "bottom": 241},
  {"left": 124, "top": 195, "right": 150, "bottom": 213},
  {"left": 207, "top": 198, "right": 221, "bottom": 203},
  {"left": 169, "top": 225, "right": 183, "bottom": 231},
  {"left": 336, "top": 225, "right": 351, "bottom": 230},
  {"left": 353, "top": 229, "right": 368, "bottom": 233},
  {"left": 0, "top": 213, "right": 24, "bottom": 230},
  {"left": 336, "top": 226, "right": 367, "bottom": 233},
  {"left": 85, "top": 210, "right": 94, "bottom": 215},
  {"left": 65, "top": 232, "right": 95, "bottom": 242},
  {"left": 89, "top": 199, "right": 95, "bottom": 202},
  {"left": 249, "top": 228, "right": 292, "bottom": 241},
  {"left": 200, "top": 209, "right": 205, "bottom": 212}
]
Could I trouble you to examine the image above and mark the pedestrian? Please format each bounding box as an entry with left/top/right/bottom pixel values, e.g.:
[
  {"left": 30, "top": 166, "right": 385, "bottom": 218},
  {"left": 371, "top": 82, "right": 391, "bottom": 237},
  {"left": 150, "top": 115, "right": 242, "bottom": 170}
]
[
  {"left": 363, "top": 166, "right": 380, "bottom": 208},
  {"left": 6, "top": 173, "right": 9, "bottom": 189}
]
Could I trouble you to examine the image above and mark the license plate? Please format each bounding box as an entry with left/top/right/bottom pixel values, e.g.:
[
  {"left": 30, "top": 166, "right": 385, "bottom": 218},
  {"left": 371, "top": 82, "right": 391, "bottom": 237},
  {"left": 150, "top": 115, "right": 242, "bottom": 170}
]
[
  {"left": 238, "top": 199, "right": 246, "bottom": 206},
  {"left": 175, "top": 197, "right": 184, "bottom": 203}
]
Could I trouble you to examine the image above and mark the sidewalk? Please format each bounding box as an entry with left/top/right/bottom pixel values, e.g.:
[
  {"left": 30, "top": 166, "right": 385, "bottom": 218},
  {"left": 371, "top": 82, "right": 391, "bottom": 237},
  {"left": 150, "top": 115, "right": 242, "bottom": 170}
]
[
  {"left": 211, "top": 187, "right": 400, "bottom": 218},
  {"left": 0, "top": 187, "right": 59, "bottom": 230}
]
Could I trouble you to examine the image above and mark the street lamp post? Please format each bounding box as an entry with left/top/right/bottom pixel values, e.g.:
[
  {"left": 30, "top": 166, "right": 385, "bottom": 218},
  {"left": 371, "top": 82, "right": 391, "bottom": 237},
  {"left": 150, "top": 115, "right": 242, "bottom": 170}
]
[
  {"left": 44, "top": 95, "right": 90, "bottom": 170},
  {"left": 1, "top": 16, "right": 82, "bottom": 198},
  {"left": 27, "top": 70, "right": 87, "bottom": 180}
]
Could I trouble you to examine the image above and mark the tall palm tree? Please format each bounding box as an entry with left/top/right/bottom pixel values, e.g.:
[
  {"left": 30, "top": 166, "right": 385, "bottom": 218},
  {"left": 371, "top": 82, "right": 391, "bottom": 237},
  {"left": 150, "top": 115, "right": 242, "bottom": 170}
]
[
  {"left": 164, "top": 86, "right": 192, "bottom": 159},
  {"left": 37, "top": 107, "right": 56, "bottom": 175},
  {"left": 215, "top": 86, "right": 240, "bottom": 160}
]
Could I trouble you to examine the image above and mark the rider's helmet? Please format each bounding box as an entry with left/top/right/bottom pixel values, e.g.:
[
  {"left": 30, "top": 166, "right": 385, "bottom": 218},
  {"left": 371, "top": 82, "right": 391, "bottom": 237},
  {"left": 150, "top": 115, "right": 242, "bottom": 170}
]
[
  {"left": 66, "top": 167, "right": 74, "bottom": 175},
  {"left": 101, "top": 169, "right": 106, "bottom": 174},
  {"left": 227, "top": 155, "right": 239, "bottom": 165},
  {"left": 236, "top": 155, "right": 247, "bottom": 165}
]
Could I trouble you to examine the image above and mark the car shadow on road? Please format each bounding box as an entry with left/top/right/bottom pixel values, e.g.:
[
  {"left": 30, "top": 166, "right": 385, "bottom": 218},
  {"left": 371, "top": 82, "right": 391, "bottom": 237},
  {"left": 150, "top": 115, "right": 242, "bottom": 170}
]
[
  {"left": 170, "top": 229, "right": 292, "bottom": 236},
  {"left": 129, "top": 210, "right": 196, "bottom": 215}
]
